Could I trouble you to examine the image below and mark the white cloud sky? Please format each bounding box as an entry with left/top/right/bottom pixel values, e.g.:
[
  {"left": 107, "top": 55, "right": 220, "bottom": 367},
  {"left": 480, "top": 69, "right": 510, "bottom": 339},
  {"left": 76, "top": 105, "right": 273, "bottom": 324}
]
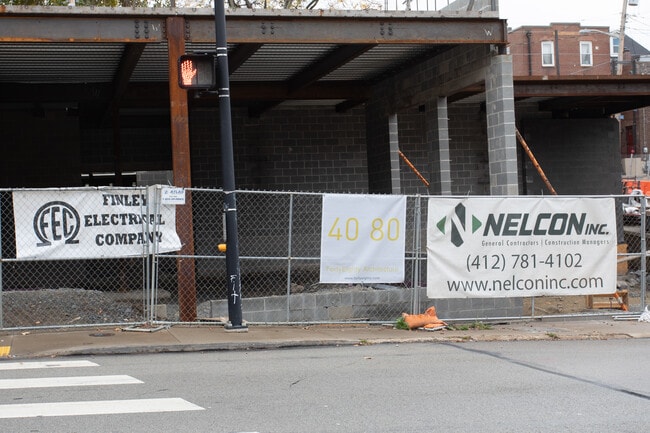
[{"left": 498, "top": 0, "right": 650, "bottom": 49}]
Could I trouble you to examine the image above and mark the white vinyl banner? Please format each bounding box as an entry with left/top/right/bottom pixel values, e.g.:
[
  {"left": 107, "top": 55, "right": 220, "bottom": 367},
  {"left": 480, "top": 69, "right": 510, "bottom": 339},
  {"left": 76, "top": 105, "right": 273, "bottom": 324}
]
[
  {"left": 13, "top": 187, "right": 182, "bottom": 260},
  {"left": 320, "top": 194, "right": 406, "bottom": 284},
  {"left": 427, "top": 197, "right": 617, "bottom": 298}
]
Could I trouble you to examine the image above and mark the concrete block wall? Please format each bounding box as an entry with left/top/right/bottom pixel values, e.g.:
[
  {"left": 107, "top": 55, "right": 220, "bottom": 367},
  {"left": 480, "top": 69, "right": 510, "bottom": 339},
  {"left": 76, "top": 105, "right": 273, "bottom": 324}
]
[
  {"left": 0, "top": 109, "right": 81, "bottom": 188},
  {"left": 520, "top": 118, "right": 621, "bottom": 195},
  {"left": 81, "top": 127, "right": 171, "bottom": 174},
  {"left": 209, "top": 287, "right": 415, "bottom": 322},
  {"left": 136, "top": 170, "right": 173, "bottom": 186},
  {"left": 430, "top": 296, "right": 524, "bottom": 320},
  {"left": 190, "top": 106, "right": 369, "bottom": 192},
  {"left": 208, "top": 286, "right": 525, "bottom": 323},
  {"left": 365, "top": 98, "right": 395, "bottom": 194},
  {"left": 364, "top": 44, "right": 493, "bottom": 195},
  {"left": 447, "top": 104, "right": 491, "bottom": 195},
  {"left": 369, "top": 45, "right": 491, "bottom": 111},
  {"left": 185, "top": 44, "right": 495, "bottom": 196},
  {"left": 397, "top": 109, "right": 431, "bottom": 194},
  {"left": 396, "top": 104, "right": 489, "bottom": 196},
  {"left": 190, "top": 102, "right": 491, "bottom": 196}
]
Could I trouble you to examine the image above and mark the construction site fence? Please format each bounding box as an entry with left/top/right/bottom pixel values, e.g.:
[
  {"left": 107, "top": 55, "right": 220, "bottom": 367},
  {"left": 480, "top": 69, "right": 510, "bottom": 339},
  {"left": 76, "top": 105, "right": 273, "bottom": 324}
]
[{"left": 0, "top": 187, "right": 646, "bottom": 330}]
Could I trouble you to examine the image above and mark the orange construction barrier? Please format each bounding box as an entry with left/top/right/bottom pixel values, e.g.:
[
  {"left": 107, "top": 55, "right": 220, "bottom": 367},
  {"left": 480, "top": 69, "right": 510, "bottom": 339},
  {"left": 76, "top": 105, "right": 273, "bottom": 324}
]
[
  {"left": 402, "top": 306, "right": 447, "bottom": 329},
  {"left": 623, "top": 179, "right": 650, "bottom": 196}
]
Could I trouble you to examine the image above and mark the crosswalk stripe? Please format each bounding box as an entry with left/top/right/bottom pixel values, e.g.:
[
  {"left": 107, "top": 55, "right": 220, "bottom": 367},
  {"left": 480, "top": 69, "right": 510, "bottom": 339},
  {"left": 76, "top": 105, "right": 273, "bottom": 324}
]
[
  {"left": 0, "top": 375, "right": 143, "bottom": 389},
  {"left": 0, "top": 360, "right": 99, "bottom": 371},
  {"left": 0, "top": 398, "right": 205, "bottom": 418}
]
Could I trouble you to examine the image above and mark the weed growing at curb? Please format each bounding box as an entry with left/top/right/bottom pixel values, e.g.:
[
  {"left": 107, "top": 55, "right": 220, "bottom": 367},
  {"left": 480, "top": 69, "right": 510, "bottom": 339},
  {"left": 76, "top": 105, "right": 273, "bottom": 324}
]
[{"left": 448, "top": 321, "right": 493, "bottom": 331}]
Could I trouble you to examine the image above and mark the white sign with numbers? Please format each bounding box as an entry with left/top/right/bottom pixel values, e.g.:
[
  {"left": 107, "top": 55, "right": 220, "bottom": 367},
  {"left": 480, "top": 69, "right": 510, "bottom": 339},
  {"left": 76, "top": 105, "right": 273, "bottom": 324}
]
[{"left": 320, "top": 194, "right": 406, "bottom": 284}]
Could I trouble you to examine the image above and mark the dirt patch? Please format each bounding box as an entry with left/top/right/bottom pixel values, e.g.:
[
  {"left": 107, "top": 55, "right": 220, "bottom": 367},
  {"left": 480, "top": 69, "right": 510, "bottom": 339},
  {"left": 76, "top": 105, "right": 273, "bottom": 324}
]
[
  {"left": 523, "top": 295, "right": 589, "bottom": 315},
  {"left": 2, "top": 288, "right": 144, "bottom": 328}
]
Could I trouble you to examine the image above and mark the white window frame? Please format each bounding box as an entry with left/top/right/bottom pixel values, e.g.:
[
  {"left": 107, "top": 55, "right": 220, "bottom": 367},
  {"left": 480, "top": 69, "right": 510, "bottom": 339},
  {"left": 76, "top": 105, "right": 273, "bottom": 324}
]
[
  {"left": 610, "top": 37, "right": 620, "bottom": 57},
  {"left": 580, "top": 41, "right": 593, "bottom": 66},
  {"left": 541, "top": 41, "right": 554, "bottom": 67}
]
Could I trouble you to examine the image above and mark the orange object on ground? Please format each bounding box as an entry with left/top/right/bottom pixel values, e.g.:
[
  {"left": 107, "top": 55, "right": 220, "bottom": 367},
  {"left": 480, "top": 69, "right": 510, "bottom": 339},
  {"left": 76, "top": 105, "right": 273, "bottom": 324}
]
[
  {"left": 623, "top": 179, "right": 650, "bottom": 196},
  {"left": 402, "top": 306, "right": 447, "bottom": 330},
  {"left": 588, "top": 290, "right": 629, "bottom": 311}
]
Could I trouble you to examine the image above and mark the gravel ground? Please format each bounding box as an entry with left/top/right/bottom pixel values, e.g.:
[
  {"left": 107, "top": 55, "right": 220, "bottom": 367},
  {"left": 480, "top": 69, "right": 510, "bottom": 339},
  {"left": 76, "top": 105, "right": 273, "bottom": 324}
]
[
  {"left": 1, "top": 288, "right": 215, "bottom": 329},
  {"left": 1, "top": 288, "right": 145, "bottom": 328}
]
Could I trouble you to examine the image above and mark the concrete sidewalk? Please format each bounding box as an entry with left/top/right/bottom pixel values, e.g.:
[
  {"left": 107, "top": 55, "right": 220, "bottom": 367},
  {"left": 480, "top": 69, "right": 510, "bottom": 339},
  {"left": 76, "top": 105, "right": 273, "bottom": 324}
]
[{"left": 1, "top": 317, "right": 649, "bottom": 360}]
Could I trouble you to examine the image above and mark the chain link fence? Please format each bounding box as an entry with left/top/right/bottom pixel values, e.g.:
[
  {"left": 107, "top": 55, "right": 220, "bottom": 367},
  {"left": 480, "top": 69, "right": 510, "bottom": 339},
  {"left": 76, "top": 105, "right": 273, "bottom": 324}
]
[
  {"left": 156, "top": 190, "right": 427, "bottom": 324},
  {"left": 0, "top": 187, "right": 153, "bottom": 329},
  {"left": 0, "top": 188, "right": 646, "bottom": 330}
]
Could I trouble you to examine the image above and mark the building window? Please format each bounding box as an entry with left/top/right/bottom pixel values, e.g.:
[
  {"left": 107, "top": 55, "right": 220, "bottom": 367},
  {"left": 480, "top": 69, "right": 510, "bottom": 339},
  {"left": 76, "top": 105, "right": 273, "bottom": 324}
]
[
  {"left": 580, "top": 41, "right": 593, "bottom": 66},
  {"left": 611, "top": 37, "right": 620, "bottom": 57},
  {"left": 541, "top": 41, "right": 554, "bottom": 67}
]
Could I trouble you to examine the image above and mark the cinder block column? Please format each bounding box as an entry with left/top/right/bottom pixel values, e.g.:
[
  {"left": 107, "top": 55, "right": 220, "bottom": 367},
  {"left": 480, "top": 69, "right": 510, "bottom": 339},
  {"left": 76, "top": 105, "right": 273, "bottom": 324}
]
[
  {"left": 485, "top": 55, "right": 518, "bottom": 195},
  {"left": 388, "top": 113, "right": 401, "bottom": 195},
  {"left": 425, "top": 97, "right": 452, "bottom": 195},
  {"left": 366, "top": 101, "right": 401, "bottom": 194}
]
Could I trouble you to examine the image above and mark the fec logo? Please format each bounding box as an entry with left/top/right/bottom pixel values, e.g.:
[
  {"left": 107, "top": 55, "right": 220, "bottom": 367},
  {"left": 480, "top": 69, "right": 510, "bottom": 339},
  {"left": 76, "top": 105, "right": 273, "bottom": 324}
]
[
  {"left": 435, "top": 203, "right": 482, "bottom": 247},
  {"left": 32, "top": 201, "right": 81, "bottom": 247}
]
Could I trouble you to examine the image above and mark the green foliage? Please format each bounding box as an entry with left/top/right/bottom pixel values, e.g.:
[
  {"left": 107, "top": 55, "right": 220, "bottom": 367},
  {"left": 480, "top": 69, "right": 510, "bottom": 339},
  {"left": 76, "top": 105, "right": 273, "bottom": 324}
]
[{"left": 395, "top": 316, "right": 409, "bottom": 330}]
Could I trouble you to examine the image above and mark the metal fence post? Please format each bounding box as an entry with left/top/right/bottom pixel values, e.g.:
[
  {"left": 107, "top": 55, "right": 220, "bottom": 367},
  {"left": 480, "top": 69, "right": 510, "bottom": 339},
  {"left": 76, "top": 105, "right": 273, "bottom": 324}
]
[
  {"left": 286, "top": 193, "right": 294, "bottom": 321},
  {"left": 0, "top": 193, "right": 3, "bottom": 328},
  {"left": 641, "top": 195, "right": 647, "bottom": 311},
  {"left": 148, "top": 186, "right": 160, "bottom": 323},
  {"left": 411, "top": 195, "right": 422, "bottom": 314}
]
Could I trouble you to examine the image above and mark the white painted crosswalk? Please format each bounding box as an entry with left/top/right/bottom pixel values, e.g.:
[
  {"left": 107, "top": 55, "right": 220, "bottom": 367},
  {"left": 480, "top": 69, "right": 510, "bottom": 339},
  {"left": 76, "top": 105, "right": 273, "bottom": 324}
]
[
  {"left": 0, "top": 398, "right": 204, "bottom": 419},
  {"left": 0, "top": 359, "right": 204, "bottom": 419},
  {"left": 0, "top": 374, "right": 143, "bottom": 389}
]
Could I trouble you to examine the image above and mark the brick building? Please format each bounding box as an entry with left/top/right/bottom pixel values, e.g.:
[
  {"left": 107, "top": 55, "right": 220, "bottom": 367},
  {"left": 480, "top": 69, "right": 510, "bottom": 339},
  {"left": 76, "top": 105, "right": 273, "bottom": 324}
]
[
  {"left": 509, "top": 23, "right": 650, "bottom": 174},
  {"left": 508, "top": 23, "right": 615, "bottom": 77}
]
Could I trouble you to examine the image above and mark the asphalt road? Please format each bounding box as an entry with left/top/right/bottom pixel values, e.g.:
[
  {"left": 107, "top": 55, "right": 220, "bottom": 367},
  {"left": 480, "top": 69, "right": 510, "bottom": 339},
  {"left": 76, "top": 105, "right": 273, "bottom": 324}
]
[{"left": 1, "top": 339, "right": 648, "bottom": 432}]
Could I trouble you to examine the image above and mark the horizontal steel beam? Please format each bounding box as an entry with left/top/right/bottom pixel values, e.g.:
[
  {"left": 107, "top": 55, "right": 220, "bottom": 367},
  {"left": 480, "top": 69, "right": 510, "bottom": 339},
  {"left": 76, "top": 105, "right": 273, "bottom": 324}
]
[
  {"left": 537, "top": 95, "right": 650, "bottom": 113},
  {"left": 0, "top": 12, "right": 506, "bottom": 45},
  {"left": 514, "top": 77, "right": 650, "bottom": 98},
  {"left": 0, "top": 16, "right": 164, "bottom": 42},
  {"left": 190, "top": 16, "right": 507, "bottom": 44}
]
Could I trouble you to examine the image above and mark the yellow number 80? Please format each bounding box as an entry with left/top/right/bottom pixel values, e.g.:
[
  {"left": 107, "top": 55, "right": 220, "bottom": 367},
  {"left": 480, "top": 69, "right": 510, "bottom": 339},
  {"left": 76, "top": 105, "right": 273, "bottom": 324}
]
[{"left": 370, "top": 218, "right": 400, "bottom": 241}]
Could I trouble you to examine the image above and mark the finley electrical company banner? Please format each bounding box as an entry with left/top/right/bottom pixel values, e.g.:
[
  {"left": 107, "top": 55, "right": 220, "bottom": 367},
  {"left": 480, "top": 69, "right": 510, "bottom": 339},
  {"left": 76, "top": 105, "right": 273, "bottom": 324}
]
[
  {"left": 427, "top": 197, "right": 617, "bottom": 299},
  {"left": 320, "top": 194, "right": 406, "bottom": 284},
  {"left": 13, "top": 188, "right": 182, "bottom": 259}
]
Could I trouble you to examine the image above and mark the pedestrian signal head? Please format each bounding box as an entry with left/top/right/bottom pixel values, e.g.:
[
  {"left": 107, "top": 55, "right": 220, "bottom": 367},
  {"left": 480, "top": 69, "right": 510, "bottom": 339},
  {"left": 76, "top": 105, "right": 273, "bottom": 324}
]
[{"left": 178, "top": 54, "right": 216, "bottom": 89}]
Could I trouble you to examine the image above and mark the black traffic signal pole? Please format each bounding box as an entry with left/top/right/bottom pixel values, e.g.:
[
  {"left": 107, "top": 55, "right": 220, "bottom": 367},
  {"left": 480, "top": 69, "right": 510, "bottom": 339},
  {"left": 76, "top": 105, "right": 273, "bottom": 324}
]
[{"left": 215, "top": 0, "right": 246, "bottom": 331}]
